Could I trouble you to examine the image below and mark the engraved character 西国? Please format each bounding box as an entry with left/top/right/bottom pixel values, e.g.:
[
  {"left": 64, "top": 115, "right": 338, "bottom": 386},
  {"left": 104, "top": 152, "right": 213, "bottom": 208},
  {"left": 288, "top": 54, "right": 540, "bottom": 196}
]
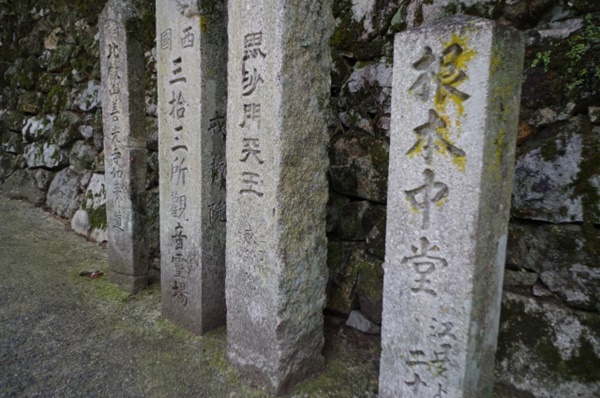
[
  {"left": 180, "top": 26, "right": 194, "bottom": 48},
  {"left": 160, "top": 29, "right": 172, "bottom": 50}
]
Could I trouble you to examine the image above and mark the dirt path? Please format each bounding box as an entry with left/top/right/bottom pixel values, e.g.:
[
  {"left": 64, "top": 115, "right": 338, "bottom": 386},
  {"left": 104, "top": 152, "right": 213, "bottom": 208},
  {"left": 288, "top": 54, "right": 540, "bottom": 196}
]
[{"left": 0, "top": 196, "right": 380, "bottom": 397}]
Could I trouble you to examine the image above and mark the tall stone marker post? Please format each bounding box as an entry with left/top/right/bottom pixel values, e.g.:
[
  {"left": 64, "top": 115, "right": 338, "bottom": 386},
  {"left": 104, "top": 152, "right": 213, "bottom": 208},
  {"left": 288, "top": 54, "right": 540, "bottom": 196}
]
[
  {"left": 226, "top": 0, "right": 333, "bottom": 394},
  {"left": 100, "top": 0, "right": 148, "bottom": 293},
  {"left": 156, "top": 0, "right": 228, "bottom": 335},
  {"left": 380, "top": 15, "right": 524, "bottom": 397}
]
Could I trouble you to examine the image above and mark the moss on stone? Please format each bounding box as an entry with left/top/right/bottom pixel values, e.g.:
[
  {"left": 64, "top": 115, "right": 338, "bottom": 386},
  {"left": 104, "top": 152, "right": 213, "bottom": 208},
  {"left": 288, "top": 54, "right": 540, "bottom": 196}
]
[
  {"left": 329, "top": 130, "right": 389, "bottom": 202},
  {"left": 356, "top": 255, "right": 383, "bottom": 299},
  {"left": 37, "top": 73, "right": 60, "bottom": 93},
  {"left": 531, "top": 50, "right": 551, "bottom": 72},
  {"left": 498, "top": 299, "right": 555, "bottom": 358},
  {"left": 498, "top": 295, "right": 600, "bottom": 385},
  {"left": 139, "top": 3, "right": 157, "bottom": 50},
  {"left": 88, "top": 203, "right": 107, "bottom": 230},
  {"left": 326, "top": 241, "right": 365, "bottom": 314},
  {"left": 9, "top": 57, "right": 39, "bottom": 90},
  {"left": 561, "top": 339, "right": 599, "bottom": 383},
  {"left": 71, "top": 52, "right": 96, "bottom": 80},
  {"left": 388, "top": 5, "right": 407, "bottom": 33},
  {"left": 539, "top": 138, "right": 562, "bottom": 162},
  {"left": 532, "top": 332, "right": 600, "bottom": 384},
  {"left": 330, "top": 0, "right": 355, "bottom": 48},
  {"left": 17, "top": 91, "right": 43, "bottom": 114},
  {"left": 523, "top": 13, "right": 600, "bottom": 108},
  {"left": 44, "top": 84, "right": 69, "bottom": 114},
  {"left": 571, "top": 121, "right": 600, "bottom": 223},
  {"left": 48, "top": 44, "right": 77, "bottom": 72},
  {"left": 581, "top": 313, "right": 600, "bottom": 340}
]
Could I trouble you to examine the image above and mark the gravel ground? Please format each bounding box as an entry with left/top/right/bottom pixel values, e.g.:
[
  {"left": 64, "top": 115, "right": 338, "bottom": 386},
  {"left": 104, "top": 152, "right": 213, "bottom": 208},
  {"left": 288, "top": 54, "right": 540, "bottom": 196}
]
[{"left": 0, "top": 196, "right": 380, "bottom": 397}]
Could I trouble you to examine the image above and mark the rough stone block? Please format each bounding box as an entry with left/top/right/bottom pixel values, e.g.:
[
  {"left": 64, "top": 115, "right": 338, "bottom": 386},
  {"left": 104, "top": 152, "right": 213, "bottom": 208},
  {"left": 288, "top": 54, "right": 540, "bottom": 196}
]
[
  {"left": 33, "top": 169, "right": 54, "bottom": 191},
  {"left": 46, "top": 168, "right": 82, "bottom": 218},
  {"left": 512, "top": 117, "right": 600, "bottom": 224},
  {"left": 507, "top": 222, "right": 600, "bottom": 312},
  {"left": 1, "top": 132, "right": 23, "bottom": 155},
  {"left": 226, "top": 0, "right": 333, "bottom": 393},
  {"left": 69, "top": 140, "right": 98, "bottom": 172},
  {"left": 355, "top": 254, "right": 384, "bottom": 324},
  {"left": 157, "top": 0, "right": 228, "bottom": 335},
  {"left": 22, "top": 115, "right": 54, "bottom": 143},
  {"left": 380, "top": 15, "right": 524, "bottom": 397},
  {"left": 71, "top": 209, "right": 91, "bottom": 236},
  {"left": 329, "top": 130, "right": 389, "bottom": 203},
  {"left": 346, "top": 310, "right": 381, "bottom": 334},
  {"left": 337, "top": 200, "right": 370, "bottom": 240},
  {"left": 327, "top": 241, "right": 364, "bottom": 315},
  {"left": 24, "top": 142, "right": 68, "bottom": 169},
  {"left": 0, "top": 169, "right": 46, "bottom": 205},
  {"left": 71, "top": 173, "right": 108, "bottom": 243},
  {"left": 53, "top": 111, "right": 82, "bottom": 147},
  {"left": 0, "top": 152, "right": 17, "bottom": 183},
  {"left": 495, "top": 292, "right": 600, "bottom": 397}
]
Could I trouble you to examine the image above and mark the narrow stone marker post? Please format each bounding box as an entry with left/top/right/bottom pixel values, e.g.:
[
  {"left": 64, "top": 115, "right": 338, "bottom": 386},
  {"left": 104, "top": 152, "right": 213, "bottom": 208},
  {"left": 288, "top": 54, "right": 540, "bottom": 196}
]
[
  {"left": 99, "top": 0, "right": 148, "bottom": 293},
  {"left": 156, "top": 0, "right": 228, "bottom": 335},
  {"left": 380, "top": 15, "right": 524, "bottom": 397},
  {"left": 226, "top": 0, "right": 332, "bottom": 394}
]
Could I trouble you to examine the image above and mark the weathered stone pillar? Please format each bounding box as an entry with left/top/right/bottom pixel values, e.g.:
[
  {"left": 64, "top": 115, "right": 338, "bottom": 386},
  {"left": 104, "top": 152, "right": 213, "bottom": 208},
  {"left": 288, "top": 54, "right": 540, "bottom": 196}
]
[
  {"left": 380, "top": 15, "right": 524, "bottom": 397},
  {"left": 225, "top": 0, "right": 333, "bottom": 394},
  {"left": 99, "top": 0, "right": 148, "bottom": 293},
  {"left": 156, "top": 0, "right": 228, "bottom": 334}
]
